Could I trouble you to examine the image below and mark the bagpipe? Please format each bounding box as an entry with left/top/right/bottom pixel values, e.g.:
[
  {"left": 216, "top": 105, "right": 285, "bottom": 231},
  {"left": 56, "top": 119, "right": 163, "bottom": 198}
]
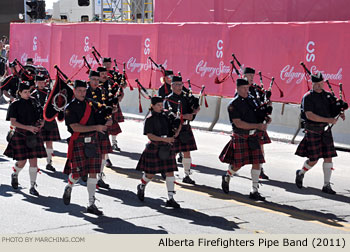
[
  {"left": 300, "top": 62, "right": 348, "bottom": 118},
  {"left": 91, "top": 46, "right": 128, "bottom": 89},
  {"left": 229, "top": 54, "right": 277, "bottom": 123},
  {"left": 185, "top": 79, "right": 205, "bottom": 112},
  {"left": 43, "top": 65, "right": 74, "bottom": 122},
  {"left": 135, "top": 78, "right": 181, "bottom": 133},
  {"left": 14, "top": 59, "right": 36, "bottom": 86}
]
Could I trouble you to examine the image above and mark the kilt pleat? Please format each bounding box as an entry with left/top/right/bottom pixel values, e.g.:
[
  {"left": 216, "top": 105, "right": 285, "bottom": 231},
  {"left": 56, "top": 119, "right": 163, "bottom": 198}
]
[
  {"left": 173, "top": 124, "right": 197, "bottom": 153},
  {"left": 136, "top": 141, "right": 178, "bottom": 174},
  {"left": 41, "top": 120, "right": 61, "bottom": 142},
  {"left": 98, "top": 133, "right": 112, "bottom": 154},
  {"left": 219, "top": 133, "right": 265, "bottom": 168},
  {"left": 258, "top": 130, "right": 271, "bottom": 145},
  {"left": 3, "top": 128, "right": 47, "bottom": 160},
  {"left": 63, "top": 132, "right": 102, "bottom": 177},
  {"left": 295, "top": 130, "right": 337, "bottom": 161}
]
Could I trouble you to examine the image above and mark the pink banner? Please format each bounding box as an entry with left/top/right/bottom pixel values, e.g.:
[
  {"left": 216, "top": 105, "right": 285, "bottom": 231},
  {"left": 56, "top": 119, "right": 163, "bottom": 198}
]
[
  {"left": 154, "top": 0, "right": 350, "bottom": 23},
  {"left": 9, "top": 22, "right": 350, "bottom": 103}
]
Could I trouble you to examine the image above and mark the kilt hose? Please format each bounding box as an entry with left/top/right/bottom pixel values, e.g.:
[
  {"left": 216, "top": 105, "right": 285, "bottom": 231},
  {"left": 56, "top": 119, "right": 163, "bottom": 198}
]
[
  {"left": 41, "top": 120, "right": 61, "bottom": 142},
  {"left": 63, "top": 132, "right": 102, "bottom": 177},
  {"left": 173, "top": 124, "right": 197, "bottom": 153},
  {"left": 4, "top": 128, "right": 47, "bottom": 161},
  {"left": 136, "top": 141, "right": 178, "bottom": 174},
  {"left": 219, "top": 133, "right": 265, "bottom": 168},
  {"left": 295, "top": 129, "right": 337, "bottom": 161},
  {"left": 98, "top": 132, "right": 113, "bottom": 154},
  {"left": 258, "top": 130, "right": 271, "bottom": 145}
]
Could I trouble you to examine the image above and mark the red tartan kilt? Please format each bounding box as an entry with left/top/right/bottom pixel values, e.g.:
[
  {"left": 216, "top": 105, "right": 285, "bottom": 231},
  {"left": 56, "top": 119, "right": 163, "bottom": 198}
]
[
  {"left": 295, "top": 130, "right": 337, "bottom": 161},
  {"left": 136, "top": 141, "right": 178, "bottom": 174},
  {"left": 98, "top": 133, "right": 112, "bottom": 154},
  {"left": 219, "top": 134, "right": 265, "bottom": 168},
  {"left": 3, "top": 128, "right": 47, "bottom": 161},
  {"left": 258, "top": 130, "right": 271, "bottom": 145},
  {"left": 108, "top": 121, "right": 122, "bottom": 135},
  {"left": 63, "top": 132, "right": 102, "bottom": 177},
  {"left": 41, "top": 120, "right": 61, "bottom": 142},
  {"left": 113, "top": 104, "right": 124, "bottom": 123},
  {"left": 173, "top": 125, "right": 197, "bottom": 153}
]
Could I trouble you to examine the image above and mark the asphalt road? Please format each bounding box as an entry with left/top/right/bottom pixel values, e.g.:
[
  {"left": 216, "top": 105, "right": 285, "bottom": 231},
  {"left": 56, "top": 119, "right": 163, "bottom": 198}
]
[{"left": 0, "top": 103, "right": 349, "bottom": 234}]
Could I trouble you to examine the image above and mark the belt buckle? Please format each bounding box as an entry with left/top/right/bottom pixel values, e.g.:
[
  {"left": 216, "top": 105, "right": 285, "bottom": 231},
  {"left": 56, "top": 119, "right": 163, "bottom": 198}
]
[
  {"left": 249, "top": 130, "right": 256, "bottom": 135},
  {"left": 84, "top": 137, "right": 92, "bottom": 143}
]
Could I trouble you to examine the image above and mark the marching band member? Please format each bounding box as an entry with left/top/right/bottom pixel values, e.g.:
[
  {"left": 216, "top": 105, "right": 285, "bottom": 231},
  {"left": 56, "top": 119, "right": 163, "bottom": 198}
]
[
  {"left": 243, "top": 67, "right": 271, "bottom": 180},
  {"left": 86, "top": 70, "right": 113, "bottom": 189},
  {"left": 164, "top": 75, "right": 200, "bottom": 185},
  {"left": 158, "top": 69, "right": 174, "bottom": 98},
  {"left": 32, "top": 74, "right": 61, "bottom": 172},
  {"left": 4, "top": 81, "right": 47, "bottom": 196},
  {"left": 220, "top": 78, "right": 267, "bottom": 201},
  {"left": 136, "top": 96, "right": 181, "bottom": 208},
  {"left": 295, "top": 73, "right": 346, "bottom": 194},
  {"left": 62, "top": 80, "right": 109, "bottom": 215}
]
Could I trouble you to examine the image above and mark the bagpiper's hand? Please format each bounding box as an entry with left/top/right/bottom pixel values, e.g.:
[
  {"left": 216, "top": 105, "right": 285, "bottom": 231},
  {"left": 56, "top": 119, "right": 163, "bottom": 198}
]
[
  {"left": 39, "top": 120, "right": 45, "bottom": 128},
  {"left": 28, "top": 125, "right": 39, "bottom": 134},
  {"left": 165, "top": 137, "right": 175, "bottom": 144},
  {"left": 329, "top": 118, "right": 338, "bottom": 124},
  {"left": 265, "top": 116, "right": 272, "bottom": 124},
  {"left": 95, "top": 125, "right": 108, "bottom": 134},
  {"left": 340, "top": 112, "right": 346, "bottom": 121},
  {"left": 193, "top": 107, "right": 200, "bottom": 114},
  {"left": 257, "top": 123, "right": 267, "bottom": 131},
  {"left": 105, "top": 118, "right": 113, "bottom": 126},
  {"left": 112, "top": 106, "right": 118, "bottom": 113}
]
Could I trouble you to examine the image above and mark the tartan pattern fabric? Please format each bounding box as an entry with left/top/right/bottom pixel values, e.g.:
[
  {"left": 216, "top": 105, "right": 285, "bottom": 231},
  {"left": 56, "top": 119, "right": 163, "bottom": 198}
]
[
  {"left": 63, "top": 132, "right": 102, "bottom": 177},
  {"left": 3, "top": 128, "right": 47, "bottom": 161},
  {"left": 136, "top": 141, "right": 178, "bottom": 174},
  {"left": 41, "top": 120, "right": 61, "bottom": 142},
  {"left": 295, "top": 130, "right": 337, "bottom": 161},
  {"left": 219, "top": 133, "right": 265, "bottom": 168},
  {"left": 114, "top": 103, "right": 124, "bottom": 122},
  {"left": 107, "top": 121, "right": 122, "bottom": 135},
  {"left": 98, "top": 133, "right": 112, "bottom": 154},
  {"left": 173, "top": 124, "right": 197, "bottom": 153},
  {"left": 258, "top": 130, "right": 271, "bottom": 145}
]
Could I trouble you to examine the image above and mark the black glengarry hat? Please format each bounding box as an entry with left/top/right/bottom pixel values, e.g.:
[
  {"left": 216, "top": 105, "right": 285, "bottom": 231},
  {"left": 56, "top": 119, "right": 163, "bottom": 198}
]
[
  {"left": 164, "top": 70, "right": 174, "bottom": 77},
  {"left": 151, "top": 96, "right": 163, "bottom": 105},
  {"left": 97, "top": 66, "right": 107, "bottom": 72},
  {"left": 236, "top": 78, "right": 249, "bottom": 86},
  {"left": 89, "top": 70, "right": 100, "bottom": 78},
  {"left": 18, "top": 81, "right": 31, "bottom": 91},
  {"left": 102, "top": 57, "right": 112, "bottom": 63},
  {"left": 243, "top": 67, "right": 255, "bottom": 74},
  {"left": 311, "top": 72, "right": 324, "bottom": 83},
  {"left": 74, "top": 80, "right": 87, "bottom": 88},
  {"left": 171, "top": 75, "right": 182, "bottom": 83}
]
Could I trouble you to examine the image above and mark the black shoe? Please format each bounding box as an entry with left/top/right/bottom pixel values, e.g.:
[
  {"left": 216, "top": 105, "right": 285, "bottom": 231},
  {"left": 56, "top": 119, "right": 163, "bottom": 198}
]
[
  {"left": 97, "top": 179, "right": 110, "bottom": 189},
  {"left": 87, "top": 204, "right": 103, "bottom": 216},
  {"left": 182, "top": 176, "right": 195, "bottom": 185},
  {"left": 63, "top": 186, "right": 72, "bottom": 205},
  {"left": 137, "top": 184, "right": 145, "bottom": 201},
  {"left": 322, "top": 184, "right": 336, "bottom": 195},
  {"left": 295, "top": 169, "right": 304, "bottom": 189},
  {"left": 221, "top": 175, "right": 230, "bottom": 194},
  {"left": 11, "top": 173, "right": 18, "bottom": 189},
  {"left": 249, "top": 191, "right": 265, "bottom": 201},
  {"left": 112, "top": 143, "right": 121, "bottom": 152},
  {"left": 46, "top": 163, "right": 56, "bottom": 172},
  {"left": 81, "top": 175, "right": 88, "bottom": 183},
  {"left": 29, "top": 186, "right": 39, "bottom": 196},
  {"left": 166, "top": 198, "right": 180, "bottom": 209},
  {"left": 259, "top": 168, "right": 269, "bottom": 180},
  {"left": 160, "top": 171, "right": 166, "bottom": 180},
  {"left": 105, "top": 159, "right": 113, "bottom": 168}
]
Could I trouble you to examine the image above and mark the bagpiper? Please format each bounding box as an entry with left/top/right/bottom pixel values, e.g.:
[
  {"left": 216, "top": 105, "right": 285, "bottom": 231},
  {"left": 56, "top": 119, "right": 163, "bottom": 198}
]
[{"left": 4, "top": 81, "right": 47, "bottom": 196}]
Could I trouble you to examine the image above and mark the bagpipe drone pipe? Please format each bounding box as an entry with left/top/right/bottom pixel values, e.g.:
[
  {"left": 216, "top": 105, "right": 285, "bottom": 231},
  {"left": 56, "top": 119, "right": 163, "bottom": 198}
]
[{"left": 300, "top": 62, "right": 348, "bottom": 118}]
